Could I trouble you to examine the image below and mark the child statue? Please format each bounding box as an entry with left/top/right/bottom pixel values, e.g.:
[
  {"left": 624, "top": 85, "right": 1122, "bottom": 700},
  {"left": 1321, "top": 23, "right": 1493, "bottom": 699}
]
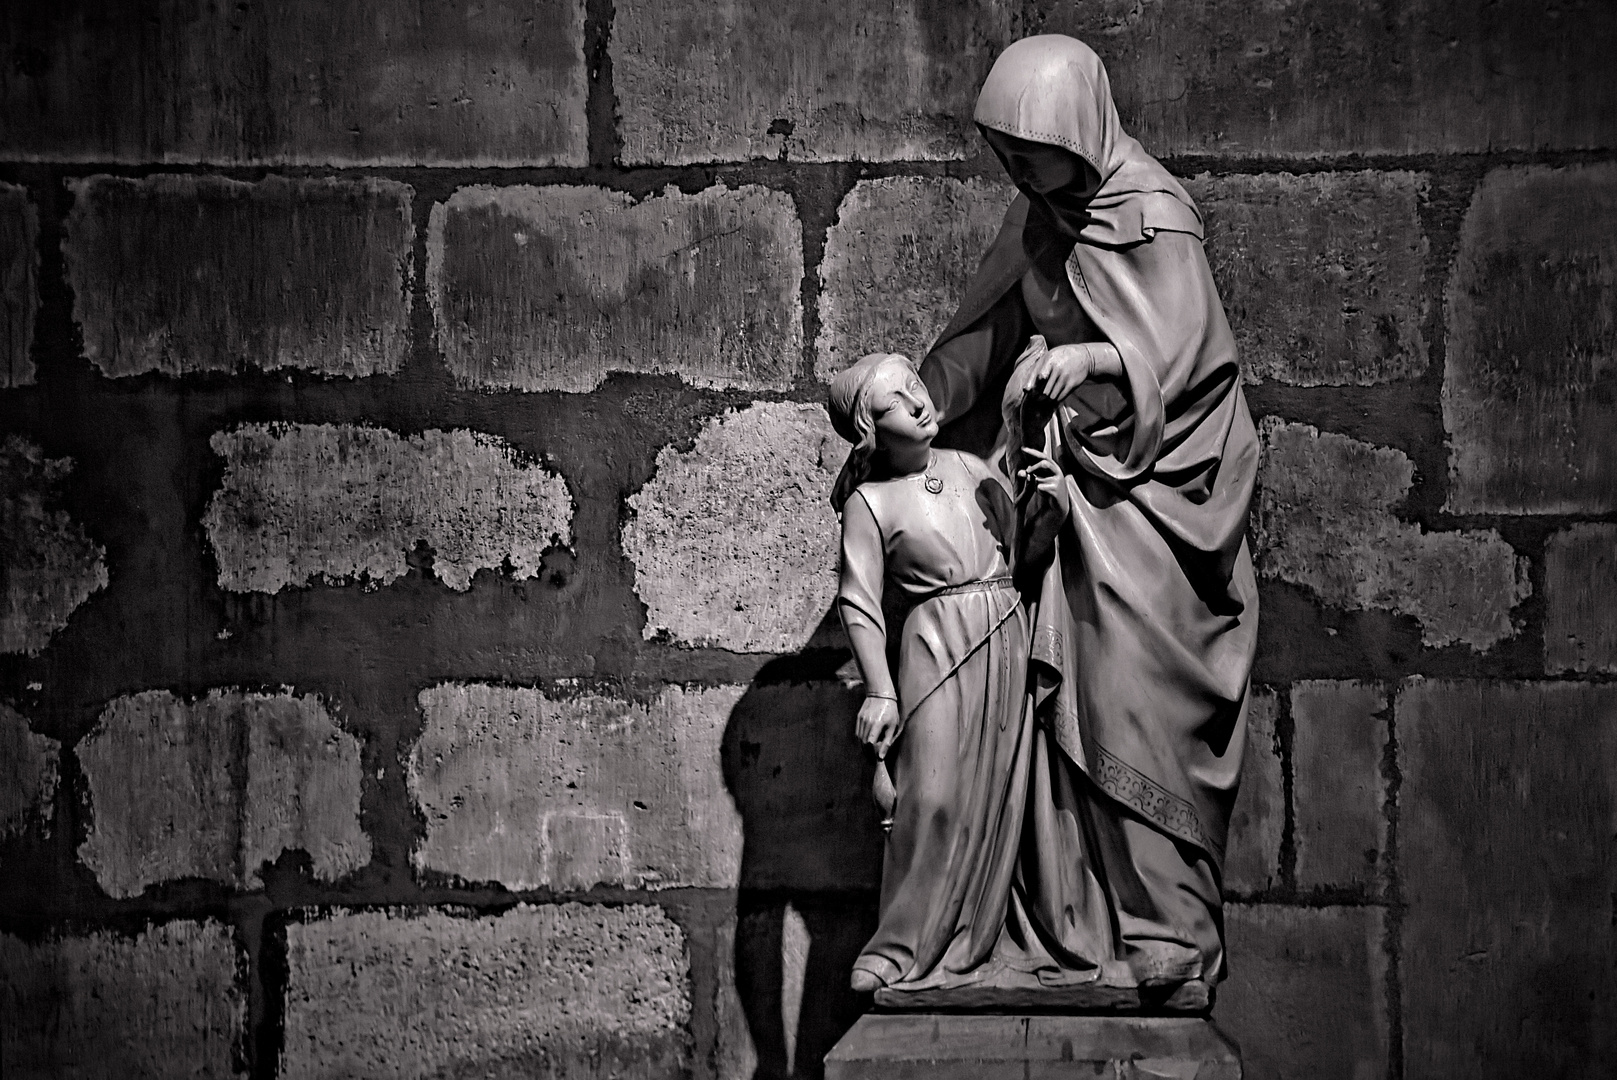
[{"left": 827, "top": 352, "right": 1070, "bottom": 994}]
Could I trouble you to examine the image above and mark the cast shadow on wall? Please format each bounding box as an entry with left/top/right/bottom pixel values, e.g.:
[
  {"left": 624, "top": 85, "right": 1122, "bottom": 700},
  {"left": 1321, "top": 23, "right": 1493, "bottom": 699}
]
[{"left": 721, "top": 610, "right": 883, "bottom": 1079}]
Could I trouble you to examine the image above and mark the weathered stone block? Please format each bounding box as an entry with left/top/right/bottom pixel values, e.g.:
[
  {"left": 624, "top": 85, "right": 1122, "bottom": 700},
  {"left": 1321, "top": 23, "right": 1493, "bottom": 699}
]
[
  {"left": 723, "top": 681, "right": 883, "bottom": 891},
  {"left": 613, "top": 0, "right": 1015, "bottom": 164},
  {"left": 817, "top": 177, "right": 1016, "bottom": 379},
  {"left": 280, "top": 903, "right": 689, "bottom": 1080},
  {"left": 0, "top": 702, "right": 57, "bottom": 846},
  {"left": 1185, "top": 171, "right": 1427, "bottom": 386},
  {"left": 1042, "top": 0, "right": 1617, "bottom": 154},
  {"left": 1544, "top": 523, "right": 1617, "bottom": 674},
  {"left": 1444, "top": 164, "right": 1617, "bottom": 513},
  {"left": 624, "top": 403, "right": 848, "bottom": 653},
  {"left": 1, "top": 0, "right": 587, "bottom": 165},
  {"left": 428, "top": 184, "right": 802, "bottom": 392},
  {"left": 1, "top": 182, "right": 37, "bottom": 387},
  {"left": 76, "top": 689, "right": 368, "bottom": 898},
  {"left": 202, "top": 423, "right": 571, "bottom": 593},
  {"left": 1218, "top": 904, "right": 1388, "bottom": 1080},
  {"left": 1253, "top": 419, "right": 1529, "bottom": 650},
  {"left": 1, "top": 436, "right": 107, "bottom": 656},
  {"left": 0, "top": 920, "right": 245, "bottom": 1079},
  {"left": 64, "top": 175, "right": 413, "bottom": 379},
  {"left": 409, "top": 683, "right": 742, "bottom": 890},
  {"left": 1291, "top": 681, "right": 1387, "bottom": 891},
  {"left": 1400, "top": 680, "right": 1617, "bottom": 1076},
  {"left": 1224, "top": 688, "right": 1282, "bottom": 895}
]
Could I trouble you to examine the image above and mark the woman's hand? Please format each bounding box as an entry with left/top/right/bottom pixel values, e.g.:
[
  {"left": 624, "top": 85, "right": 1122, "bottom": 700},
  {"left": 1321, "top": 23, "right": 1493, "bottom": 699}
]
[
  {"left": 856, "top": 695, "right": 903, "bottom": 759},
  {"left": 1031, "top": 343, "right": 1097, "bottom": 401}
]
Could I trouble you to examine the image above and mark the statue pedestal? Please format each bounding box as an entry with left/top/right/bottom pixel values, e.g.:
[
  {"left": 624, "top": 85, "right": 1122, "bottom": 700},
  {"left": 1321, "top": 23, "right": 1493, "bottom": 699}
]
[{"left": 824, "top": 1014, "right": 1241, "bottom": 1079}]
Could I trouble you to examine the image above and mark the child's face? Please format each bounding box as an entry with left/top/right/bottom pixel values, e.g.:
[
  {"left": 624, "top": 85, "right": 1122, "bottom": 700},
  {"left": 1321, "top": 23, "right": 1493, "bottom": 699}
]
[{"left": 867, "top": 358, "right": 939, "bottom": 450}]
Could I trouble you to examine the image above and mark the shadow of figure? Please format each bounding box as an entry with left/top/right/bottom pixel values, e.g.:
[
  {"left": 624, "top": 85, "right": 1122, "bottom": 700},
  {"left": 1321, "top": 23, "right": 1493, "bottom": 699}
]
[{"left": 721, "top": 611, "right": 882, "bottom": 1079}]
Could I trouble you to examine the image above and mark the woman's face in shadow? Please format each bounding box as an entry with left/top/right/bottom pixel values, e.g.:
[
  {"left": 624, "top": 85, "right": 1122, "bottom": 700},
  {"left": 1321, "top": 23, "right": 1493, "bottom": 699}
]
[{"left": 982, "top": 128, "right": 1102, "bottom": 238}]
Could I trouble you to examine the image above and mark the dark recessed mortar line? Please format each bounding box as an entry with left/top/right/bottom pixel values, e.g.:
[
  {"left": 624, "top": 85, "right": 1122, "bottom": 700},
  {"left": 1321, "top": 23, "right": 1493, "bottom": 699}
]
[
  {"left": 252, "top": 909, "right": 290, "bottom": 1080},
  {"left": 650, "top": 889, "right": 730, "bottom": 1080},
  {"left": 1380, "top": 683, "right": 1406, "bottom": 1080},
  {"left": 226, "top": 896, "right": 274, "bottom": 1080},
  {"left": 9, "top": 141, "right": 1613, "bottom": 202},
  {"left": 583, "top": 0, "right": 621, "bottom": 168},
  {"left": 790, "top": 164, "right": 860, "bottom": 387},
  {"left": 1400, "top": 160, "right": 1489, "bottom": 532},
  {"left": 1157, "top": 146, "right": 1617, "bottom": 181},
  {"left": 1241, "top": 383, "right": 1444, "bottom": 461},
  {"left": 1, "top": 142, "right": 1613, "bottom": 197},
  {"left": 1275, "top": 684, "right": 1298, "bottom": 897},
  {"left": 1510, "top": 518, "right": 1554, "bottom": 680}
]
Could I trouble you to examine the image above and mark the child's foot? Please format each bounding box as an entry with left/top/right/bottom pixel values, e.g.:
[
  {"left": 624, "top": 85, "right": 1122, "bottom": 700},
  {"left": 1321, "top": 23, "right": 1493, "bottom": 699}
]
[
  {"left": 850, "top": 968, "right": 884, "bottom": 993},
  {"left": 849, "top": 957, "right": 896, "bottom": 993}
]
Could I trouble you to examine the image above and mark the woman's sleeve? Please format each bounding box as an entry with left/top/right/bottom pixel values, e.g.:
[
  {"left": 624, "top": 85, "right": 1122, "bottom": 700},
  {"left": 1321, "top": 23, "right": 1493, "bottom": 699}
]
[
  {"left": 836, "top": 491, "right": 887, "bottom": 639},
  {"left": 919, "top": 284, "right": 1033, "bottom": 425}
]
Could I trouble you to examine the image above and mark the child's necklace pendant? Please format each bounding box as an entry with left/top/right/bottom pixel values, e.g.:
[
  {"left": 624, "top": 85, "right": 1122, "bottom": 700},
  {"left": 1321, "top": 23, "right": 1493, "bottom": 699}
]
[{"left": 924, "top": 476, "right": 944, "bottom": 494}]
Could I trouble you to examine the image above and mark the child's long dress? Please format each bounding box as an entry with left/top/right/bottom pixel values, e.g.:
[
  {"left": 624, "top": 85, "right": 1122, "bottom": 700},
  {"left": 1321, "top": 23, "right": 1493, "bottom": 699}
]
[{"left": 838, "top": 449, "right": 1044, "bottom": 988}]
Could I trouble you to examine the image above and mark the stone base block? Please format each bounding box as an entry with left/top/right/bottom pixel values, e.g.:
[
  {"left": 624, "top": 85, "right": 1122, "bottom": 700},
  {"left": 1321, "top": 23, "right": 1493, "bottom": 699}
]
[
  {"left": 824, "top": 1013, "right": 1241, "bottom": 1079},
  {"left": 874, "top": 977, "right": 1212, "bottom": 1014}
]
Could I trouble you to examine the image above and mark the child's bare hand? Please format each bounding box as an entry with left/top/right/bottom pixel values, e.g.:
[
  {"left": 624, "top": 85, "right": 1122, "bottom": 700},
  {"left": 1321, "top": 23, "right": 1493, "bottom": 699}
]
[
  {"left": 1018, "top": 443, "right": 1071, "bottom": 517},
  {"left": 856, "top": 695, "right": 903, "bottom": 759}
]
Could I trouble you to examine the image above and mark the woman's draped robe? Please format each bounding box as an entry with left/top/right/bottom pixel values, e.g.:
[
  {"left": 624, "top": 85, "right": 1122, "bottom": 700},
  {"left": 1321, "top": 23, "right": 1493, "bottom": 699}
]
[{"left": 914, "top": 192, "right": 1261, "bottom": 986}]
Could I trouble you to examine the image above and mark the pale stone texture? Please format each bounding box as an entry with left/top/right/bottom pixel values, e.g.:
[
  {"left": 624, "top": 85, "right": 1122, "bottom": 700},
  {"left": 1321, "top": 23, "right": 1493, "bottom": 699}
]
[
  {"left": 428, "top": 184, "right": 802, "bottom": 392},
  {"left": 1223, "top": 688, "right": 1282, "bottom": 894},
  {"left": 410, "top": 683, "right": 743, "bottom": 890},
  {"left": 0, "top": 702, "right": 57, "bottom": 844},
  {"left": 1253, "top": 419, "right": 1529, "bottom": 650},
  {"left": 1, "top": 0, "right": 587, "bottom": 166},
  {"left": 625, "top": 403, "right": 849, "bottom": 653},
  {"left": 612, "top": 0, "right": 1015, "bottom": 164},
  {"left": 1444, "top": 164, "right": 1617, "bottom": 513},
  {"left": 0, "top": 436, "right": 108, "bottom": 655},
  {"left": 64, "top": 175, "right": 413, "bottom": 379},
  {"left": 1186, "top": 171, "right": 1427, "bottom": 385},
  {"left": 1, "top": 181, "right": 37, "bottom": 387},
  {"left": 1400, "top": 681, "right": 1617, "bottom": 1076},
  {"left": 1218, "top": 905, "right": 1388, "bottom": 1080},
  {"left": 1042, "top": 0, "right": 1617, "bottom": 155},
  {"left": 723, "top": 681, "right": 884, "bottom": 891},
  {"left": 817, "top": 176, "right": 1017, "bottom": 379},
  {"left": 1292, "top": 681, "right": 1387, "bottom": 892},
  {"left": 77, "top": 689, "right": 368, "bottom": 898},
  {"left": 1544, "top": 523, "right": 1617, "bottom": 674},
  {"left": 281, "top": 903, "right": 689, "bottom": 1080},
  {"left": 203, "top": 423, "right": 571, "bottom": 593},
  {"left": 0, "top": 920, "right": 245, "bottom": 1079}
]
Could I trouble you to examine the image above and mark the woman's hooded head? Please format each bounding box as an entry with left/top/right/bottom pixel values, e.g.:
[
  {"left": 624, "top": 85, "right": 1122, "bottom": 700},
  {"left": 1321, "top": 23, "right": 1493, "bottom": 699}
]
[{"left": 974, "top": 35, "right": 1202, "bottom": 247}]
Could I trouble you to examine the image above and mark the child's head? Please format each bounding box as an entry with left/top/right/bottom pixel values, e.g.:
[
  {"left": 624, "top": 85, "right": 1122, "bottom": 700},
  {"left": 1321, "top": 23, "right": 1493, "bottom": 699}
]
[
  {"left": 827, "top": 352, "right": 938, "bottom": 456},
  {"left": 827, "top": 353, "right": 938, "bottom": 510}
]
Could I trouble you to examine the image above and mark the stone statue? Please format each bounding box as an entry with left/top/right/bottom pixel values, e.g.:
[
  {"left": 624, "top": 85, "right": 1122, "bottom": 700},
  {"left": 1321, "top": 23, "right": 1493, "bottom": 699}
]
[{"left": 825, "top": 34, "right": 1259, "bottom": 1016}]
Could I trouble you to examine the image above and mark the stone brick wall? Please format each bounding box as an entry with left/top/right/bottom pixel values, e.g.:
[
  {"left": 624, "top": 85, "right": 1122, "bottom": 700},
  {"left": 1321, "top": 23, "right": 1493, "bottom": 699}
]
[{"left": 1, "top": 3, "right": 1613, "bottom": 1078}]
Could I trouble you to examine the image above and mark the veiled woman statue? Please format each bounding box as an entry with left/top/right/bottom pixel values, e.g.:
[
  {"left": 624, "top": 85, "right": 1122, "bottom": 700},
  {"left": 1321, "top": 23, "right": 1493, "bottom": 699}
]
[{"left": 829, "top": 35, "right": 1259, "bottom": 1002}]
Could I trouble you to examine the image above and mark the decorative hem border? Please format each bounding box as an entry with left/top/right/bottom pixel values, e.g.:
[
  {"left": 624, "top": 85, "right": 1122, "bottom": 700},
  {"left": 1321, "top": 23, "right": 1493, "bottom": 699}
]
[{"left": 1091, "top": 743, "right": 1223, "bottom": 864}]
